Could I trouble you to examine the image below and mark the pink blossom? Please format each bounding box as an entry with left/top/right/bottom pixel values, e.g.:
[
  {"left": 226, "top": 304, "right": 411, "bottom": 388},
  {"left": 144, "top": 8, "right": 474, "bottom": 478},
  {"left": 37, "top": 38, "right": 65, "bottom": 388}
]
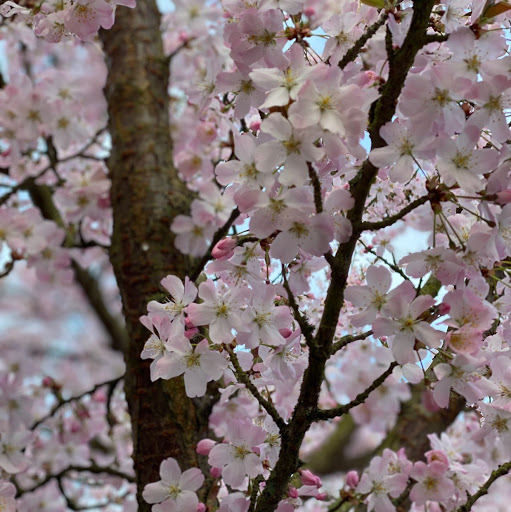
[
  {"left": 147, "top": 275, "right": 197, "bottom": 321},
  {"left": 257, "top": 113, "right": 324, "bottom": 187},
  {"left": 155, "top": 337, "right": 228, "bottom": 397},
  {"left": 433, "top": 354, "right": 497, "bottom": 408},
  {"left": 249, "top": 45, "right": 311, "bottom": 108},
  {"left": 208, "top": 419, "right": 266, "bottom": 488},
  {"left": 410, "top": 460, "right": 455, "bottom": 506},
  {"left": 345, "top": 265, "right": 392, "bottom": 327},
  {"left": 186, "top": 281, "right": 250, "bottom": 343},
  {"left": 373, "top": 281, "right": 443, "bottom": 364},
  {"left": 142, "top": 457, "right": 204, "bottom": 511},
  {"left": 64, "top": 0, "right": 115, "bottom": 40},
  {"left": 289, "top": 65, "right": 371, "bottom": 138},
  {"left": 237, "top": 284, "right": 293, "bottom": 348}
]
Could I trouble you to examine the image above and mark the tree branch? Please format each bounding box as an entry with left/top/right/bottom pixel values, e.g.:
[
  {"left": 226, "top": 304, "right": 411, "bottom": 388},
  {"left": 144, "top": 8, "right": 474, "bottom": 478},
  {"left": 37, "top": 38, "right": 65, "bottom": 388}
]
[
  {"left": 331, "top": 330, "right": 373, "bottom": 354},
  {"left": 226, "top": 346, "right": 287, "bottom": 431},
  {"left": 282, "top": 268, "right": 316, "bottom": 348},
  {"left": 338, "top": 13, "right": 389, "bottom": 70},
  {"left": 357, "top": 193, "right": 433, "bottom": 232},
  {"left": 15, "top": 463, "right": 135, "bottom": 496},
  {"left": 31, "top": 376, "right": 123, "bottom": 430},
  {"left": 308, "top": 163, "right": 323, "bottom": 214},
  {"left": 456, "top": 460, "right": 511, "bottom": 512},
  {"left": 253, "top": 2, "right": 436, "bottom": 507},
  {"left": 313, "top": 362, "right": 397, "bottom": 421},
  {"left": 190, "top": 207, "right": 240, "bottom": 282}
]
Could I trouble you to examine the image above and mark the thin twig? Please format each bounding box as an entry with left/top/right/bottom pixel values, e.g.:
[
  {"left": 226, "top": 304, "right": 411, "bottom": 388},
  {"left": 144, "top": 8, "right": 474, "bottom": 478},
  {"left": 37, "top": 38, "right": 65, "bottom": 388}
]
[
  {"left": 15, "top": 462, "right": 135, "bottom": 496},
  {"left": 282, "top": 267, "right": 315, "bottom": 348},
  {"left": 338, "top": 13, "right": 389, "bottom": 70},
  {"left": 190, "top": 207, "right": 240, "bottom": 281},
  {"left": 331, "top": 330, "right": 373, "bottom": 354},
  {"left": 308, "top": 163, "right": 323, "bottom": 214},
  {"left": 359, "top": 240, "right": 410, "bottom": 281},
  {"left": 357, "top": 193, "right": 433, "bottom": 232},
  {"left": 226, "top": 347, "right": 287, "bottom": 431},
  {"left": 455, "top": 460, "right": 511, "bottom": 512},
  {"left": 313, "top": 362, "right": 397, "bottom": 421},
  {"left": 31, "top": 376, "right": 123, "bottom": 430}
]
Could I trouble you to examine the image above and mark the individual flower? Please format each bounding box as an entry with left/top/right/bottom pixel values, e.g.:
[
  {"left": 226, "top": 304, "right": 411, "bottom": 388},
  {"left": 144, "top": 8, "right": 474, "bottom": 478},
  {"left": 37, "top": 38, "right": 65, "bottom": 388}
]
[
  {"left": 409, "top": 459, "right": 455, "bottom": 506},
  {"left": 369, "top": 120, "right": 434, "bottom": 182},
  {"left": 237, "top": 284, "right": 293, "bottom": 348},
  {"left": 436, "top": 125, "right": 499, "bottom": 194},
  {"left": 154, "top": 337, "right": 228, "bottom": 397},
  {"left": 345, "top": 265, "right": 392, "bottom": 327},
  {"left": 64, "top": 0, "right": 115, "bottom": 40},
  {"left": 433, "top": 354, "right": 496, "bottom": 408},
  {"left": 0, "top": 428, "right": 31, "bottom": 474},
  {"left": 288, "top": 65, "right": 369, "bottom": 138},
  {"left": 256, "top": 113, "right": 324, "bottom": 187},
  {"left": 373, "top": 281, "right": 443, "bottom": 364},
  {"left": 186, "top": 281, "right": 250, "bottom": 343},
  {"left": 249, "top": 44, "right": 311, "bottom": 108},
  {"left": 147, "top": 275, "right": 197, "bottom": 322},
  {"left": 357, "top": 449, "right": 411, "bottom": 512},
  {"left": 142, "top": 457, "right": 204, "bottom": 511},
  {"left": 208, "top": 419, "right": 266, "bottom": 488}
]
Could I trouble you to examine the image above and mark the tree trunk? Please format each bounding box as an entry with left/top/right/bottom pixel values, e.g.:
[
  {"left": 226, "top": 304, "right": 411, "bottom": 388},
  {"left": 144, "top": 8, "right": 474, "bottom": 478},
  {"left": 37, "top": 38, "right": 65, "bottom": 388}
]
[{"left": 100, "top": 3, "right": 217, "bottom": 509}]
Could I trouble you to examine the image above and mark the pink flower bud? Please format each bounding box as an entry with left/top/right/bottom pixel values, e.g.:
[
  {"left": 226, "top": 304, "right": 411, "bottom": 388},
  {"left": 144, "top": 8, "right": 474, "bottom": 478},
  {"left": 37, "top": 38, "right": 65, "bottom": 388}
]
[
  {"left": 249, "top": 119, "right": 261, "bottom": 132},
  {"left": 210, "top": 467, "right": 222, "bottom": 478},
  {"left": 97, "top": 196, "right": 111, "bottom": 209},
  {"left": 345, "top": 470, "right": 359, "bottom": 488},
  {"left": 300, "top": 469, "right": 322, "bottom": 487},
  {"left": 178, "top": 31, "right": 189, "bottom": 43},
  {"left": 426, "top": 450, "right": 449, "bottom": 468},
  {"left": 212, "top": 238, "right": 237, "bottom": 260},
  {"left": 184, "top": 317, "right": 199, "bottom": 338},
  {"left": 316, "top": 493, "right": 327, "bottom": 501},
  {"left": 184, "top": 326, "right": 199, "bottom": 339},
  {"left": 93, "top": 390, "right": 107, "bottom": 403},
  {"left": 42, "top": 376, "right": 54, "bottom": 387},
  {"left": 438, "top": 302, "right": 451, "bottom": 316},
  {"left": 288, "top": 487, "right": 299, "bottom": 499},
  {"left": 70, "top": 419, "right": 82, "bottom": 432},
  {"left": 303, "top": 6, "right": 315, "bottom": 16},
  {"left": 496, "top": 190, "right": 511, "bottom": 205},
  {"left": 196, "top": 504, "right": 206, "bottom": 512},
  {"left": 278, "top": 328, "right": 293, "bottom": 338},
  {"left": 196, "top": 439, "right": 216, "bottom": 456}
]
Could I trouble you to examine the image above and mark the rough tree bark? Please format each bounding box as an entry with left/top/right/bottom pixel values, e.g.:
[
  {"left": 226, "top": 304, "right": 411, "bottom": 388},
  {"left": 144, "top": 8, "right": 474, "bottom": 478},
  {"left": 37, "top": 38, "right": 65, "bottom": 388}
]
[{"left": 100, "top": 2, "right": 218, "bottom": 509}]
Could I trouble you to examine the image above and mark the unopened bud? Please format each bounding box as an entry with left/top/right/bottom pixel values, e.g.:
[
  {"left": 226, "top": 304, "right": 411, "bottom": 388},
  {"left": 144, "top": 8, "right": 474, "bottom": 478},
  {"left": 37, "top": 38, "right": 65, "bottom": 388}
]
[
  {"left": 345, "top": 470, "right": 359, "bottom": 488},
  {"left": 438, "top": 302, "right": 451, "bottom": 316},
  {"left": 288, "top": 487, "right": 299, "bottom": 499},
  {"left": 196, "top": 439, "right": 216, "bottom": 456},
  {"left": 210, "top": 467, "right": 222, "bottom": 478},
  {"left": 496, "top": 190, "right": 511, "bottom": 205},
  {"left": 300, "top": 469, "right": 322, "bottom": 488},
  {"left": 212, "top": 237, "right": 237, "bottom": 260}
]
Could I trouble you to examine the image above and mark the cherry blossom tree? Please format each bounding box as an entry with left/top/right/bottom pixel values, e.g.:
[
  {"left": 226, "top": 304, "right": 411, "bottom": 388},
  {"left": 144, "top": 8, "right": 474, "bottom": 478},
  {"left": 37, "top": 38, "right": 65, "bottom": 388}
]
[{"left": 0, "top": 0, "right": 511, "bottom": 511}]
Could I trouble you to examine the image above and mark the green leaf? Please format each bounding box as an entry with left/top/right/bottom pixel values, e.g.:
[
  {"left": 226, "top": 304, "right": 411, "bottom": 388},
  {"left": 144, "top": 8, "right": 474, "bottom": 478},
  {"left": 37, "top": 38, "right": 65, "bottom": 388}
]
[{"left": 360, "top": 0, "right": 386, "bottom": 8}]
